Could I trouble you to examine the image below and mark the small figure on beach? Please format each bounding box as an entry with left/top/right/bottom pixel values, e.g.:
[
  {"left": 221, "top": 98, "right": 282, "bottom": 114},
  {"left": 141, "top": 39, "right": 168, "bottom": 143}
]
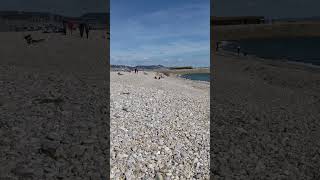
[
  {"left": 68, "top": 21, "right": 74, "bottom": 35},
  {"left": 85, "top": 23, "right": 90, "bottom": 39},
  {"left": 216, "top": 41, "right": 220, "bottom": 51},
  {"left": 62, "top": 20, "right": 67, "bottom": 35},
  {"left": 79, "top": 23, "right": 85, "bottom": 38},
  {"left": 237, "top": 46, "right": 241, "bottom": 56}
]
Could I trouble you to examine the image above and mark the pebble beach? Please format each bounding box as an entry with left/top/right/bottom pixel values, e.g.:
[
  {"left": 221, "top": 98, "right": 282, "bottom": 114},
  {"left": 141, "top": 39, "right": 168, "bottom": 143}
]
[
  {"left": 211, "top": 50, "right": 320, "bottom": 179},
  {"left": 110, "top": 71, "right": 210, "bottom": 179},
  {"left": 0, "top": 30, "right": 110, "bottom": 179}
]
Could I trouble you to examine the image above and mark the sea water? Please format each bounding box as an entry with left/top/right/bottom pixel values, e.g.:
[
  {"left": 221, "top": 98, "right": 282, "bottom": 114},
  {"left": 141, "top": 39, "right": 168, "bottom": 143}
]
[
  {"left": 221, "top": 37, "right": 320, "bottom": 66},
  {"left": 181, "top": 73, "right": 210, "bottom": 82}
]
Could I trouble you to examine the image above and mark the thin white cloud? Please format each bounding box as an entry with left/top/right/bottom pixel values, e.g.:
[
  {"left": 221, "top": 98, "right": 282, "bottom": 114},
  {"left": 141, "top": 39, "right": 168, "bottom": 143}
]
[
  {"left": 111, "top": 1, "right": 209, "bottom": 66},
  {"left": 112, "top": 40, "right": 208, "bottom": 61}
]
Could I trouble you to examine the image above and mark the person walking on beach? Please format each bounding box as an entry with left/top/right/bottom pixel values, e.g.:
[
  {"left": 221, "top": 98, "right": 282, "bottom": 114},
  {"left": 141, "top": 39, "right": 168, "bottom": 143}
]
[
  {"left": 79, "top": 23, "right": 85, "bottom": 38},
  {"left": 68, "top": 21, "right": 74, "bottom": 35},
  {"left": 216, "top": 41, "right": 220, "bottom": 51},
  {"left": 62, "top": 20, "right": 67, "bottom": 35},
  {"left": 237, "top": 46, "right": 241, "bottom": 56},
  {"left": 85, "top": 23, "right": 90, "bottom": 39}
]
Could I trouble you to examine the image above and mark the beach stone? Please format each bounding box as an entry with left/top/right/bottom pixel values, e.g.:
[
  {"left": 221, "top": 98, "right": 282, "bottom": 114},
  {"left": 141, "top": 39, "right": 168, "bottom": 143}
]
[
  {"left": 46, "top": 132, "right": 61, "bottom": 141},
  {"left": 110, "top": 71, "right": 209, "bottom": 178},
  {"left": 155, "top": 172, "right": 164, "bottom": 180}
]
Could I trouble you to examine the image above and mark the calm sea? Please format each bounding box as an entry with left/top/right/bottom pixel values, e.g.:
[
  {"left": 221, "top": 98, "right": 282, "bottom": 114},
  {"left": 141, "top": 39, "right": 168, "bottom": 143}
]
[
  {"left": 181, "top": 73, "right": 210, "bottom": 82},
  {"left": 221, "top": 37, "right": 320, "bottom": 66}
]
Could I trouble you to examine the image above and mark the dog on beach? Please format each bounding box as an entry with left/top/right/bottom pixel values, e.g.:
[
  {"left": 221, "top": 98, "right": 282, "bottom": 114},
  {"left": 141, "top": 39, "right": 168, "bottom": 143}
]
[{"left": 24, "top": 35, "right": 45, "bottom": 45}]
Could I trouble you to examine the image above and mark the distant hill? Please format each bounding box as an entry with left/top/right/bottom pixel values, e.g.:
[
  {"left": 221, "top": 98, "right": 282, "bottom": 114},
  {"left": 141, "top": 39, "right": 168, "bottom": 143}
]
[
  {"left": 0, "top": 11, "right": 109, "bottom": 31},
  {"left": 0, "top": 11, "right": 51, "bottom": 17},
  {"left": 136, "top": 65, "right": 166, "bottom": 70},
  {"left": 0, "top": 11, "right": 109, "bottom": 23},
  {"left": 111, "top": 65, "right": 167, "bottom": 71},
  {"left": 81, "top": 13, "right": 109, "bottom": 24},
  {"left": 169, "top": 66, "right": 193, "bottom": 70},
  {"left": 0, "top": 11, "right": 58, "bottom": 21},
  {"left": 275, "top": 16, "right": 320, "bottom": 22}
]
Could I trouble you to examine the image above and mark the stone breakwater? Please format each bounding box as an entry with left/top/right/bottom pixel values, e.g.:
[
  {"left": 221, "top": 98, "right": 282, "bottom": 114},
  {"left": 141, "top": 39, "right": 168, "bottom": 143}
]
[{"left": 111, "top": 72, "right": 210, "bottom": 179}]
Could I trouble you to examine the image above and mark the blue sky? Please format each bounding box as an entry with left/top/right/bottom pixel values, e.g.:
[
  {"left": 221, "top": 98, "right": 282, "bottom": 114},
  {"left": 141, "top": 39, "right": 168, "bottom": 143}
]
[{"left": 111, "top": 0, "right": 210, "bottom": 67}]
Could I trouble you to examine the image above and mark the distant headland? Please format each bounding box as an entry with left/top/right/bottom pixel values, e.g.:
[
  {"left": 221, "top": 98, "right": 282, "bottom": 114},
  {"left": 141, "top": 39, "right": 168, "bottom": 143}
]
[
  {"left": 211, "top": 16, "right": 320, "bottom": 41},
  {"left": 111, "top": 65, "right": 209, "bottom": 75},
  {"left": 0, "top": 11, "right": 109, "bottom": 31}
]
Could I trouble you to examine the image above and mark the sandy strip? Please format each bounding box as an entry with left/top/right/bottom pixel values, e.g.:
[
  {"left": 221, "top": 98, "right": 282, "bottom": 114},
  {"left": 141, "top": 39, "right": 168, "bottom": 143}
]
[{"left": 110, "top": 71, "right": 210, "bottom": 179}]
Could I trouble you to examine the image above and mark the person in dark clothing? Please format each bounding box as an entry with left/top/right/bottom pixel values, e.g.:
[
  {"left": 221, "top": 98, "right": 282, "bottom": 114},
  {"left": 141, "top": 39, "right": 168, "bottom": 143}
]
[
  {"left": 68, "top": 21, "right": 73, "bottom": 35},
  {"left": 85, "top": 24, "right": 90, "bottom": 39},
  {"left": 62, "top": 20, "right": 67, "bottom": 35},
  {"left": 79, "top": 23, "right": 85, "bottom": 38},
  {"left": 237, "top": 46, "right": 241, "bottom": 56},
  {"left": 216, "top": 41, "right": 220, "bottom": 51}
]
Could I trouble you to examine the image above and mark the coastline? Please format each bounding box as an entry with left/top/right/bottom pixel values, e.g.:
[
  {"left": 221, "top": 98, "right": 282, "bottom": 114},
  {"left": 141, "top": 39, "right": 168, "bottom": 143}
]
[
  {"left": 216, "top": 49, "right": 320, "bottom": 72},
  {"left": 177, "top": 73, "right": 210, "bottom": 84},
  {"left": 159, "top": 67, "right": 209, "bottom": 75},
  {"left": 216, "top": 37, "right": 320, "bottom": 68},
  {"left": 212, "top": 22, "right": 320, "bottom": 41},
  {"left": 158, "top": 68, "right": 210, "bottom": 83}
]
